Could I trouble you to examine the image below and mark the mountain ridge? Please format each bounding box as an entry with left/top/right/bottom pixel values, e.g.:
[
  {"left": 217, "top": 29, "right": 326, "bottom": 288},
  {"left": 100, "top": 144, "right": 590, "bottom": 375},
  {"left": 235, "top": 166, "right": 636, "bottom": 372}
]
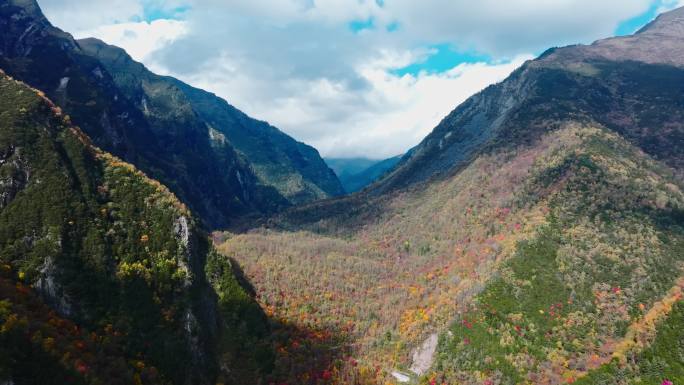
[
  {"left": 3, "top": 2, "right": 684, "bottom": 385},
  {"left": 0, "top": 0, "right": 342, "bottom": 229},
  {"left": 78, "top": 37, "right": 344, "bottom": 206}
]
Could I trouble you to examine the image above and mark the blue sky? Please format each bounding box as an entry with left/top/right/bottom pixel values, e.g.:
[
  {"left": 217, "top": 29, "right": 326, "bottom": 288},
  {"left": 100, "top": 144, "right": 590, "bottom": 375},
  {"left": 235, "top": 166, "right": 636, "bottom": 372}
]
[
  {"left": 140, "top": 5, "right": 190, "bottom": 22},
  {"left": 133, "top": 0, "right": 670, "bottom": 78},
  {"left": 390, "top": 1, "right": 671, "bottom": 77},
  {"left": 39, "top": 0, "right": 682, "bottom": 158},
  {"left": 616, "top": 1, "right": 665, "bottom": 35}
]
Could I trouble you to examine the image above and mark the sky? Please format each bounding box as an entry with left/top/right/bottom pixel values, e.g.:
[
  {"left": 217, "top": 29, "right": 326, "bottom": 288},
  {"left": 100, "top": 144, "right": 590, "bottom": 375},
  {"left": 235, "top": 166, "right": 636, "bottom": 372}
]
[{"left": 38, "top": 0, "right": 684, "bottom": 159}]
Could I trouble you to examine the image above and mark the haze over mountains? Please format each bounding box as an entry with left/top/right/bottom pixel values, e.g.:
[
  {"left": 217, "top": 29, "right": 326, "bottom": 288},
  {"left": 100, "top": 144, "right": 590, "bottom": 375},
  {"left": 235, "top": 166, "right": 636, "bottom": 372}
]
[
  {"left": 326, "top": 156, "right": 402, "bottom": 193},
  {"left": 1, "top": 1, "right": 684, "bottom": 385}
]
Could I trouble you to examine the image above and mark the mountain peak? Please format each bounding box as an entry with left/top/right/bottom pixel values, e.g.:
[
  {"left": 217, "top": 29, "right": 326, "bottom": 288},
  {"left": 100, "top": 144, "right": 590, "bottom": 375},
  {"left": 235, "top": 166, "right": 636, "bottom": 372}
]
[
  {"left": 3, "top": 0, "right": 46, "bottom": 20},
  {"left": 637, "top": 6, "right": 684, "bottom": 36}
]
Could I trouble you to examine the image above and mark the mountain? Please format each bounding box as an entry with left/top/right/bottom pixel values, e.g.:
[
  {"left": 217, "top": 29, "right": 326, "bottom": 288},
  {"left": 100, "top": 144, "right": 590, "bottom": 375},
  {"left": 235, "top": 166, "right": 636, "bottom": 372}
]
[
  {"left": 4, "top": 1, "right": 684, "bottom": 384},
  {"left": 326, "top": 158, "right": 381, "bottom": 179},
  {"left": 326, "top": 156, "right": 402, "bottom": 193},
  {"left": 368, "top": 9, "right": 684, "bottom": 194},
  {"left": 0, "top": 0, "right": 342, "bottom": 229},
  {"left": 0, "top": 72, "right": 272, "bottom": 384},
  {"left": 78, "top": 38, "right": 344, "bottom": 206},
  {"left": 214, "top": 7, "right": 684, "bottom": 385}
]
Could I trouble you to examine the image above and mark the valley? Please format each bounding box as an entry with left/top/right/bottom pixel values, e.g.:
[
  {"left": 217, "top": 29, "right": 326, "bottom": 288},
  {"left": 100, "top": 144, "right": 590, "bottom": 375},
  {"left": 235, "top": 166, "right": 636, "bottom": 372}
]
[{"left": 1, "top": 1, "right": 684, "bottom": 385}]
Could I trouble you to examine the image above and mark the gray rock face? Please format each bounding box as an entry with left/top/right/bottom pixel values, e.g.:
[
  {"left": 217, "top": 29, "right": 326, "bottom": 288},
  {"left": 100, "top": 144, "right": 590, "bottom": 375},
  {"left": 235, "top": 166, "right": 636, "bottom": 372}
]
[
  {"left": 34, "top": 257, "right": 75, "bottom": 318},
  {"left": 409, "top": 333, "right": 439, "bottom": 376},
  {"left": 78, "top": 37, "right": 344, "bottom": 207},
  {"left": 369, "top": 63, "right": 535, "bottom": 193},
  {"left": 0, "top": 146, "right": 29, "bottom": 209}
]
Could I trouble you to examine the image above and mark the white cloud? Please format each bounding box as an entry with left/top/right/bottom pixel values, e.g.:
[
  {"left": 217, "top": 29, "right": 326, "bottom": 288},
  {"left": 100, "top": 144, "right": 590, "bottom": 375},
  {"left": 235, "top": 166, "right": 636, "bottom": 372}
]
[
  {"left": 184, "top": 54, "right": 532, "bottom": 158},
  {"left": 74, "top": 20, "right": 188, "bottom": 72},
  {"left": 657, "top": 0, "right": 684, "bottom": 12},
  {"left": 38, "top": 0, "right": 143, "bottom": 31},
  {"left": 36, "top": 0, "right": 667, "bottom": 158},
  {"left": 380, "top": 0, "right": 654, "bottom": 56}
]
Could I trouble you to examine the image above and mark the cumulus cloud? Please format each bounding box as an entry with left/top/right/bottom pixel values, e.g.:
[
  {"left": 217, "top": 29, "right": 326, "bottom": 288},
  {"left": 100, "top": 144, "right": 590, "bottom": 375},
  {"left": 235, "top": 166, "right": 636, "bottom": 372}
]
[
  {"left": 37, "top": 0, "right": 664, "bottom": 158},
  {"left": 38, "top": 0, "right": 142, "bottom": 31},
  {"left": 658, "top": 0, "right": 684, "bottom": 12},
  {"left": 75, "top": 20, "right": 188, "bottom": 71},
  {"left": 380, "top": 1, "right": 653, "bottom": 56}
]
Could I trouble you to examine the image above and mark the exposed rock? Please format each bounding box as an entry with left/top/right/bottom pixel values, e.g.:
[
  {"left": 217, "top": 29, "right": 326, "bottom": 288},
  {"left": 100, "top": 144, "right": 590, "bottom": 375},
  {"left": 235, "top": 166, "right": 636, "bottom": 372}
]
[
  {"left": 391, "top": 371, "right": 411, "bottom": 383},
  {"left": 0, "top": 146, "right": 29, "bottom": 209},
  {"left": 34, "top": 257, "right": 75, "bottom": 319},
  {"left": 409, "top": 333, "right": 438, "bottom": 376}
]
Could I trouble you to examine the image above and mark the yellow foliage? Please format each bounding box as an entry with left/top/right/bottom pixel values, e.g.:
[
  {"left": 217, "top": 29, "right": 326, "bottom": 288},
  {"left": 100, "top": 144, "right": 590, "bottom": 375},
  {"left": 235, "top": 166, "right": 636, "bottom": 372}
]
[{"left": 612, "top": 277, "right": 684, "bottom": 363}]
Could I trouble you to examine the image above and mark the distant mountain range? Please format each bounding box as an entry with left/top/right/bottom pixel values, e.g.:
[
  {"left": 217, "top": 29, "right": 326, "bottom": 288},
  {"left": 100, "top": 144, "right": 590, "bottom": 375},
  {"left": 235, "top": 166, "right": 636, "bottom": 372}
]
[
  {"left": 326, "top": 155, "right": 402, "bottom": 193},
  {"left": 0, "top": 0, "right": 343, "bottom": 229}
]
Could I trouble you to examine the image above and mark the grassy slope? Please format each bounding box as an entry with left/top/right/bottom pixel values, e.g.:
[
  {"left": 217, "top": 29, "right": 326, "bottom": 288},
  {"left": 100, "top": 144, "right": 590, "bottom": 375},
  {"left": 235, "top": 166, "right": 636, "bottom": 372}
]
[{"left": 0, "top": 73, "right": 271, "bottom": 384}]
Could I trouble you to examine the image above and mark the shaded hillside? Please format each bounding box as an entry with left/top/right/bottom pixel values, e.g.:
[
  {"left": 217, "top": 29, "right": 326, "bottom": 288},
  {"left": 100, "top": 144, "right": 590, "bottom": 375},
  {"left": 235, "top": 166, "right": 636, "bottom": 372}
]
[
  {"left": 327, "top": 156, "right": 402, "bottom": 193},
  {"left": 326, "top": 158, "right": 380, "bottom": 179},
  {"left": 78, "top": 38, "right": 343, "bottom": 206},
  {"left": 0, "top": 0, "right": 341, "bottom": 229},
  {"left": 0, "top": 72, "right": 271, "bottom": 384}
]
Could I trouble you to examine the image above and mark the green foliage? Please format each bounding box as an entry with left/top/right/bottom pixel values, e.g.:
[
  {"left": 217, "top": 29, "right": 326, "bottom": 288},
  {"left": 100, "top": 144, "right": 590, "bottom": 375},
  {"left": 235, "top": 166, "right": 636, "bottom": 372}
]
[
  {"left": 205, "top": 248, "right": 275, "bottom": 382},
  {"left": 575, "top": 300, "right": 684, "bottom": 385},
  {"left": 432, "top": 126, "right": 684, "bottom": 384},
  {"left": 0, "top": 74, "right": 270, "bottom": 384},
  {"left": 77, "top": 37, "right": 341, "bottom": 220}
]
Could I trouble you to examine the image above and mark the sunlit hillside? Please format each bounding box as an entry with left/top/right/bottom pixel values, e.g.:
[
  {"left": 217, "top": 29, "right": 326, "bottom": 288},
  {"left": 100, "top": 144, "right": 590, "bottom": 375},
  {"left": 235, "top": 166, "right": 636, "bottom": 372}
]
[{"left": 216, "top": 124, "right": 684, "bottom": 384}]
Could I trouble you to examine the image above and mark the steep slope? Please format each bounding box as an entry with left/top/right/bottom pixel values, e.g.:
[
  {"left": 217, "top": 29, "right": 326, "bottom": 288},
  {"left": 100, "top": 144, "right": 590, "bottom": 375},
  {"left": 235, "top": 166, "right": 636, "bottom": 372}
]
[
  {"left": 213, "top": 7, "right": 684, "bottom": 385},
  {"left": 0, "top": 72, "right": 272, "bottom": 384},
  {"left": 272, "top": 6, "right": 684, "bottom": 230},
  {"left": 432, "top": 126, "right": 684, "bottom": 384},
  {"left": 0, "top": 0, "right": 291, "bottom": 229},
  {"left": 169, "top": 75, "right": 344, "bottom": 203},
  {"left": 327, "top": 156, "right": 402, "bottom": 193},
  {"left": 78, "top": 38, "right": 343, "bottom": 206},
  {"left": 368, "top": 8, "right": 684, "bottom": 195}
]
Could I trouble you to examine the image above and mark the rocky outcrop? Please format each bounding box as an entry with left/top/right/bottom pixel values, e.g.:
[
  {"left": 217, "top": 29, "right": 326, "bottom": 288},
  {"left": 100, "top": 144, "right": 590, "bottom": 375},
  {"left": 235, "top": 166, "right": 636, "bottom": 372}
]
[
  {"left": 0, "top": 72, "right": 239, "bottom": 384},
  {"left": 0, "top": 146, "right": 29, "bottom": 209},
  {"left": 35, "top": 257, "right": 75, "bottom": 319}
]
